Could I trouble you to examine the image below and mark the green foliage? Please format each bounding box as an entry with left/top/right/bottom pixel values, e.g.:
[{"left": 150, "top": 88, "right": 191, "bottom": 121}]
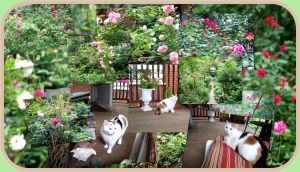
[
  {"left": 215, "top": 60, "right": 242, "bottom": 104},
  {"left": 164, "top": 87, "right": 172, "bottom": 98},
  {"left": 156, "top": 132, "right": 187, "bottom": 167},
  {"left": 25, "top": 95, "right": 92, "bottom": 146},
  {"left": 69, "top": 43, "right": 117, "bottom": 84},
  {"left": 140, "top": 69, "right": 158, "bottom": 89}
]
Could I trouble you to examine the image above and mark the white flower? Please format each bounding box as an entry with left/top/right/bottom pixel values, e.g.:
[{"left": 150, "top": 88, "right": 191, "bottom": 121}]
[
  {"left": 16, "top": 91, "right": 33, "bottom": 110},
  {"left": 174, "top": 24, "right": 180, "bottom": 31},
  {"left": 37, "top": 110, "right": 44, "bottom": 117},
  {"left": 15, "top": 58, "right": 34, "bottom": 77},
  {"left": 153, "top": 38, "right": 157, "bottom": 42},
  {"left": 10, "top": 134, "right": 26, "bottom": 151},
  {"left": 159, "top": 35, "right": 166, "bottom": 41},
  {"left": 103, "top": 18, "right": 109, "bottom": 25},
  {"left": 142, "top": 25, "right": 147, "bottom": 30}
]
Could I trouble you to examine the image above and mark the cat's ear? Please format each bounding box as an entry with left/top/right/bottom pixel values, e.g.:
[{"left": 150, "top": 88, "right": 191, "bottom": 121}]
[
  {"left": 103, "top": 120, "right": 109, "bottom": 125},
  {"left": 226, "top": 120, "right": 230, "bottom": 124}
]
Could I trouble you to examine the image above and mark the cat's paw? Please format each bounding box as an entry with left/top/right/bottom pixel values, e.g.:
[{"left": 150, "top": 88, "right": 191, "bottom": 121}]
[
  {"left": 107, "top": 149, "right": 112, "bottom": 154},
  {"left": 171, "top": 109, "right": 175, "bottom": 113},
  {"left": 118, "top": 139, "right": 122, "bottom": 145},
  {"left": 104, "top": 144, "right": 108, "bottom": 149}
]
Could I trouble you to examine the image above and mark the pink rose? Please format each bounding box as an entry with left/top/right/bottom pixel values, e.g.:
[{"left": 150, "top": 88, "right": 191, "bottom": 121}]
[
  {"left": 157, "top": 45, "right": 168, "bottom": 53},
  {"left": 16, "top": 23, "right": 21, "bottom": 28},
  {"left": 108, "top": 11, "right": 121, "bottom": 23},
  {"left": 51, "top": 5, "right": 55, "bottom": 11},
  {"left": 67, "top": 28, "right": 72, "bottom": 33},
  {"left": 97, "top": 45, "right": 101, "bottom": 53},
  {"left": 34, "top": 89, "right": 45, "bottom": 98},
  {"left": 164, "top": 16, "right": 174, "bottom": 25},
  {"left": 109, "top": 46, "right": 113, "bottom": 53},
  {"left": 162, "top": 5, "right": 175, "bottom": 14},
  {"left": 51, "top": 118, "right": 60, "bottom": 125},
  {"left": 274, "top": 121, "right": 287, "bottom": 134},
  {"left": 169, "top": 51, "right": 178, "bottom": 61},
  {"left": 158, "top": 18, "right": 165, "bottom": 23},
  {"left": 59, "top": 25, "right": 64, "bottom": 30},
  {"left": 161, "top": 136, "right": 167, "bottom": 143},
  {"left": 52, "top": 12, "right": 57, "bottom": 17},
  {"left": 100, "top": 60, "right": 104, "bottom": 65}
]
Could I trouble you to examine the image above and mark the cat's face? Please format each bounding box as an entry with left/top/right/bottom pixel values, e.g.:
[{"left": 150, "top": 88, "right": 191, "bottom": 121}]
[
  {"left": 224, "top": 121, "right": 234, "bottom": 135},
  {"left": 102, "top": 120, "right": 117, "bottom": 135}
]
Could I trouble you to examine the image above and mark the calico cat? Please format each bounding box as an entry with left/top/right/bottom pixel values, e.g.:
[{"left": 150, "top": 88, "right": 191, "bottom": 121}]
[
  {"left": 155, "top": 95, "right": 178, "bottom": 115},
  {"left": 224, "top": 121, "right": 268, "bottom": 167},
  {"left": 100, "top": 114, "right": 128, "bottom": 154}
]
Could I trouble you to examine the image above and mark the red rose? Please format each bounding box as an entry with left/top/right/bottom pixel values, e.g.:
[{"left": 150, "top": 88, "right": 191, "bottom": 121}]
[
  {"left": 256, "top": 104, "right": 261, "bottom": 109},
  {"left": 274, "top": 94, "right": 282, "bottom": 104},
  {"left": 60, "top": 7, "right": 63, "bottom": 11},
  {"left": 52, "top": 12, "right": 57, "bottom": 17},
  {"left": 293, "top": 85, "right": 296, "bottom": 91},
  {"left": 65, "top": 21, "right": 69, "bottom": 25},
  {"left": 51, "top": 5, "right": 55, "bottom": 11},
  {"left": 214, "top": 28, "right": 218, "bottom": 33},
  {"left": 282, "top": 76, "right": 289, "bottom": 83},
  {"left": 262, "top": 50, "right": 270, "bottom": 59},
  {"left": 272, "top": 22, "right": 279, "bottom": 28},
  {"left": 266, "top": 16, "right": 273, "bottom": 24},
  {"left": 190, "top": 18, "right": 194, "bottom": 22},
  {"left": 221, "top": 33, "right": 226, "bottom": 37},
  {"left": 182, "top": 23, "right": 187, "bottom": 27},
  {"left": 209, "top": 21, "right": 217, "bottom": 29},
  {"left": 203, "top": 29, "right": 208, "bottom": 34},
  {"left": 278, "top": 80, "right": 285, "bottom": 87},
  {"left": 257, "top": 68, "right": 267, "bottom": 77},
  {"left": 242, "top": 69, "right": 248, "bottom": 75},
  {"left": 245, "top": 114, "right": 252, "bottom": 118},
  {"left": 220, "top": 42, "right": 226, "bottom": 47},
  {"left": 280, "top": 44, "right": 288, "bottom": 53},
  {"left": 72, "top": 79, "right": 77, "bottom": 85},
  {"left": 17, "top": 29, "right": 21, "bottom": 34},
  {"left": 292, "top": 96, "right": 296, "bottom": 103},
  {"left": 204, "top": 18, "right": 210, "bottom": 25},
  {"left": 59, "top": 14, "right": 62, "bottom": 17},
  {"left": 191, "top": 51, "right": 197, "bottom": 57},
  {"left": 273, "top": 54, "right": 278, "bottom": 59}
]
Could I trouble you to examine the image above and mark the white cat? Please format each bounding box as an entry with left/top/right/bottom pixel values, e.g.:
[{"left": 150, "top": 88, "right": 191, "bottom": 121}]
[
  {"left": 224, "top": 121, "right": 267, "bottom": 166},
  {"left": 155, "top": 95, "right": 178, "bottom": 114},
  {"left": 100, "top": 114, "right": 128, "bottom": 154}
]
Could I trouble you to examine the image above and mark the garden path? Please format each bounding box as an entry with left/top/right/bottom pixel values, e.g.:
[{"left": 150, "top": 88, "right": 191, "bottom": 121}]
[{"left": 208, "top": 78, "right": 217, "bottom": 104}]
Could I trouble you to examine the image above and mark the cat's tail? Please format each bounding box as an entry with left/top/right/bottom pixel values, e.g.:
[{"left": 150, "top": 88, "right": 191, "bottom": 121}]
[
  {"left": 118, "top": 114, "right": 128, "bottom": 130},
  {"left": 253, "top": 137, "right": 269, "bottom": 168}
]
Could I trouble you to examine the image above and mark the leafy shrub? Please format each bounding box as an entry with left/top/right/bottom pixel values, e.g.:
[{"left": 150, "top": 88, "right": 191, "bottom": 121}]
[{"left": 25, "top": 95, "right": 92, "bottom": 146}]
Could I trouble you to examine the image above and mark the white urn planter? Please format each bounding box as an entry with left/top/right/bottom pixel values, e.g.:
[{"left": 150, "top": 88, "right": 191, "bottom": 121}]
[{"left": 140, "top": 88, "right": 154, "bottom": 111}]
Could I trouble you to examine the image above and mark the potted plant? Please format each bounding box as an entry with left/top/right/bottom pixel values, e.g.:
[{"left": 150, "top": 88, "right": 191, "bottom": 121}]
[{"left": 140, "top": 69, "right": 158, "bottom": 111}]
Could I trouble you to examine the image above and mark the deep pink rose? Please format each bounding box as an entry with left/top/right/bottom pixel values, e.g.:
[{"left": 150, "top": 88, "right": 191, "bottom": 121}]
[
  {"left": 256, "top": 68, "right": 267, "bottom": 77},
  {"left": 34, "top": 89, "right": 45, "bottom": 98},
  {"left": 67, "top": 28, "right": 72, "bottom": 33},
  {"left": 204, "top": 18, "right": 210, "bottom": 25},
  {"left": 52, "top": 12, "right": 57, "bottom": 17},
  {"left": 232, "top": 44, "right": 245, "bottom": 55},
  {"left": 51, "top": 118, "right": 61, "bottom": 125},
  {"left": 274, "top": 94, "right": 282, "bottom": 104},
  {"left": 16, "top": 23, "right": 21, "bottom": 28},
  {"left": 59, "top": 25, "right": 64, "bottom": 30},
  {"left": 274, "top": 121, "right": 287, "bottom": 134}
]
